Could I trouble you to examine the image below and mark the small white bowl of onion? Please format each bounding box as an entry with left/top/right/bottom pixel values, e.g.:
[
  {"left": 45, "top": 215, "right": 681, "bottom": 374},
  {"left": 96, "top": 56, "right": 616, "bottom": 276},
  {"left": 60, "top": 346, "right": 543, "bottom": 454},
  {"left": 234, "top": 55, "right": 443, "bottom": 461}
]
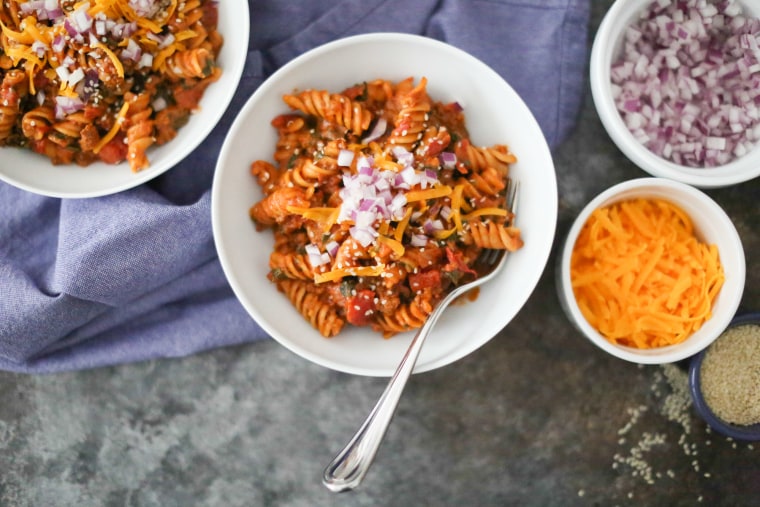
[{"left": 590, "top": 0, "right": 760, "bottom": 188}]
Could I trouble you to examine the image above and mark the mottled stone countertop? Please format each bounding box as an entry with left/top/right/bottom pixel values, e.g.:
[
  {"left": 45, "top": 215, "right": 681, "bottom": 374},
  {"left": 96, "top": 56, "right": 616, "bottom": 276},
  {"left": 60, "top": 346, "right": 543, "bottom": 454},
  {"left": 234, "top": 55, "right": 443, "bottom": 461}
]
[{"left": 1, "top": 1, "right": 759, "bottom": 506}]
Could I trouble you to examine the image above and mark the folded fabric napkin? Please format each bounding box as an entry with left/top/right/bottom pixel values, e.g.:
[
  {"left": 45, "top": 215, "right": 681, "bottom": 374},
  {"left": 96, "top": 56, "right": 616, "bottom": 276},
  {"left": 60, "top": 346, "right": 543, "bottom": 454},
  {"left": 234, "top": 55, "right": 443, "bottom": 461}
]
[{"left": 0, "top": 0, "right": 591, "bottom": 373}]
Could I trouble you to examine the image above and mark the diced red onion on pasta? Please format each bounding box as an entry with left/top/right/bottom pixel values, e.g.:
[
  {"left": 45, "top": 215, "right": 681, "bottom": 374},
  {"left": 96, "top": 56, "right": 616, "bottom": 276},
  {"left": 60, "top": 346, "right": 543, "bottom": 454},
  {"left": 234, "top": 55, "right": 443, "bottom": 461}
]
[
  {"left": 121, "top": 38, "right": 142, "bottom": 62},
  {"left": 439, "top": 151, "right": 457, "bottom": 169},
  {"left": 20, "top": 0, "right": 62, "bottom": 21},
  {"left": 138, "top": 53, "right": 154, "bottom": 69},
  {"left": 410, "top": 234, "right": 428, "bottom": 247},
  {"left": 70, "top": 5, "right": 93, "bottom": 33},
  {"left": 94, "top": 20, "right": 107, "bottom": 36},
  {"left": 325, "top": 241, "right": 340, "bottom": 257},
  {"left": 423, "top": 219, "right": 444, "bottom": 235},
  {"left": 31, "top": 40, "right": 48, "bottom": 59},
  {"left": 399, "top": 166, "right": 419, "bottom": 187},
  {"left": 305, "top": 244, "right": 325, "bottom": 267},
  {"left": 337, "top": 149, "right": 355, "bottom": 167},
  {"left": 67, "top": 68, "right": 85, "bottom": 87},
  {"left": 391, "top": 146, "right": 414, "bottom": 168},
  {"left": 55, "top": 96, "right": 84, "bottom": 119},
  {"left": 350, "top": 226, "right": 378, "bottom": 248},
  {"left": 361, "top": 117, "right": 387, "bottom": 144},
  {"left": 51, "top": 35, "right": 65, "bottom": 53},
  {"left": 338, "top": 154, "right": 446, "bottom": 247},
  {"left": 612, "top": 0, "right": 760, "bottom": 167},
  {"left": 420, "top": 169, "right": 438, "bottom": 189},
  {"left": 129, "top": 0, "right": 163, "bottom": 18}
]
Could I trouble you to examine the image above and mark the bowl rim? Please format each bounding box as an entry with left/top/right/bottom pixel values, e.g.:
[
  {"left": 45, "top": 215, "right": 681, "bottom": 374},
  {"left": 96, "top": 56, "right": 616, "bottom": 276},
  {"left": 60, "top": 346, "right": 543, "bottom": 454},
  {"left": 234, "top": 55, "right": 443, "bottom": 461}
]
[
  {"left": 589, "top": 0, "right": 760, "bottom": 188},
  {"left": 689, "top": 312, "right": 760, "bottom": 441},
  {"left": 559, "top": 177, "right": 746, "bottom": 364},
  {"left": 211, "top": 31, "right": 558, "bottom": 376}
]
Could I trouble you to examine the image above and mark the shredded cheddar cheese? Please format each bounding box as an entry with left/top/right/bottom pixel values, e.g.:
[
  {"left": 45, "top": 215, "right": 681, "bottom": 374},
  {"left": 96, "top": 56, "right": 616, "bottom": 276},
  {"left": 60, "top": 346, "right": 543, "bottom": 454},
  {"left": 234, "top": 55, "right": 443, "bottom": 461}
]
[
  {"left": 405, "top": 185, "right": 452, "bottom": 203},
  {"left": 462, "top": 207, "right": 508, "bottom": 220},
  {"left": 93, "top": 102, "right": 130, "bottom": 154},
  {"left": 570, "top": 198, "right": 724, "bottom": 349},
  {"left": 377, "top": 235, "right": 405, "bottom": 257},
  {"left": 286, "top": 206, "right": 340, "bottom": 226},
  {"left": 314, "top": 264, "right": 386, "bottom": 284}
]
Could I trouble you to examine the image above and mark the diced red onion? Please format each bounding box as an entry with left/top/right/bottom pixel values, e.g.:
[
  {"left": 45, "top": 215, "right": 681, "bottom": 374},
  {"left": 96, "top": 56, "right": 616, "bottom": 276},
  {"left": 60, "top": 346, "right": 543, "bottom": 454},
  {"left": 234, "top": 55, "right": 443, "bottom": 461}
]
[
  {"left": 410, "top": 234, "right": 428, "bottom": 247},
  {"left": 54, "top": 96, "right": 84, "bottom": 119},
  {"left": 349, "top": 226, "right": 377, "bottom": 248},
  {"left": 121, "top": 38, "right": 142, "bottom": 62},
  {"left": 31, "top": 40, "right": 47, "bottom": 58},
  {"left": 337, "top": 149, "right": 354, "bottom": 167},
  {"left": 611, "top": 0, "right": 760, "bottom": 167},
  {"left": 55, "top": 66, "right": 71, "bottom": 82},
  {"left": 399, "top": 166, "right": 419, "bottom": 186},
  {"left": 361, "top": 117, "right": 387, "bottom": 144},
  {"left": 420, "top": 168, "right": 438, "bottom": 189},
  {"left": 439, "top": 151, "right": 457, "bottom": 169},
  {"left": 67, "top": 68, "right": 85, "bottom": 87},
  {"left": 422, "top": 219, "right": 444, "bottom": 235},
  {"left": 129, "top": 0, "right": 162, "bottom": 18},
  {"left": 51, "top": 35, "right": 65, "bottom": 53},
  {"left": 391, "top": 145, "right": 414, "bottom": 167},
  {"left": 138, "top": 53, "right": 154, "bottom": 69},
  {"left": 71, "top": 6, "right": 93, "bottom": 33},
  {"left": 389, "top": 194, "right": 407, "bottom": 219},
  {"left": 305, "top": 244, "right": 327, "bottom": 267},
  {"left": 325, "top": 241, "right": 339, "bottom": 257}
]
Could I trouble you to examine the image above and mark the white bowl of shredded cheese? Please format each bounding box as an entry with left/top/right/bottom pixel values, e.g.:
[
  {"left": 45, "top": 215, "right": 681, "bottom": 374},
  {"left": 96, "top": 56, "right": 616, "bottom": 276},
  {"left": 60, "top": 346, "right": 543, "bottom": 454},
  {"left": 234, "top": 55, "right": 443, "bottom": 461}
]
[
  {"left": 558, "top": 177, "right": 745, "bottom": 364},
  {"left": 590, "top": 0, "right": 760, "bottom": 188}
]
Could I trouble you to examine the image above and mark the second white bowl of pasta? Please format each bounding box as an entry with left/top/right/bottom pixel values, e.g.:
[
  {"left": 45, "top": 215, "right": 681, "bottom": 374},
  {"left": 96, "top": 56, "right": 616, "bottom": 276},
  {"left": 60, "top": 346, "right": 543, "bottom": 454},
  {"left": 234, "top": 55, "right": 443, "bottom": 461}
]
[
  {"left": 212, "top": 33, "right": 557, "bottom": 376},
  {"left": 0, "top": 0, "right": 249, "bottom": 198}
]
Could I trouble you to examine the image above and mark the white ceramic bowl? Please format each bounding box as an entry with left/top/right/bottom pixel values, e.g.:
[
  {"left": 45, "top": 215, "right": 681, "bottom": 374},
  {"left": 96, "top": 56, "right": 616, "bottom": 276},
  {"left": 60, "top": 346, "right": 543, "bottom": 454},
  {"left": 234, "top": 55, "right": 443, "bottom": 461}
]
[
  {"left": 0, "top": 0, "right": 249, "bottom": 198},
  {"left": 212, "top": 33, "right": 558, "bottom": 377},
  {"left": 558, "top": 178, "right": 745, "bottom": 364},
  {"left": 590, "top": 0, "right": 760, "bottom": 188}
]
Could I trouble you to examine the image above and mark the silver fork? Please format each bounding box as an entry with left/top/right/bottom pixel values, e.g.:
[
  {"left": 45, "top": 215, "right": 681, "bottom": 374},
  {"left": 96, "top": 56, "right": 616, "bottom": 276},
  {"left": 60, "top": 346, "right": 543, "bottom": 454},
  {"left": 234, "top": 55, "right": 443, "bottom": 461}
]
[{"left": 322, "top": 180, "right": 519, "bottom": 493}]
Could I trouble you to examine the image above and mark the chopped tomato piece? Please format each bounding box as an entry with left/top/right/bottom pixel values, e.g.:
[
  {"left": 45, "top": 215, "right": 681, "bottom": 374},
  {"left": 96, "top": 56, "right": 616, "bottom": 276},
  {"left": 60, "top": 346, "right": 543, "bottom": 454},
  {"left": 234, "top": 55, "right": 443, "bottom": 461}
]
[
  {"left": 408, "top": 269, "right": 441, "bottom": 292},
  {"left": 97, "top": 134, "right": 127, "bottom": 165},
  {"left": 443, "top": 247, "right": 477, "bottom": 277},
  {"left": 345, "top": 290, "right": 376, "bottom": 327}
]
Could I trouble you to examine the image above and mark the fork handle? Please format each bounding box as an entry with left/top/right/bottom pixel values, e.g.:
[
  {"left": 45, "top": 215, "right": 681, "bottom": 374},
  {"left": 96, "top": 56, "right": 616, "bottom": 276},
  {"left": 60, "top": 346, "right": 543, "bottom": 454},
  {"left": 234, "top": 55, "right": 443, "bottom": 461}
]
[{"left": 322, "top": 289, "right": 458, "bottom": 492}]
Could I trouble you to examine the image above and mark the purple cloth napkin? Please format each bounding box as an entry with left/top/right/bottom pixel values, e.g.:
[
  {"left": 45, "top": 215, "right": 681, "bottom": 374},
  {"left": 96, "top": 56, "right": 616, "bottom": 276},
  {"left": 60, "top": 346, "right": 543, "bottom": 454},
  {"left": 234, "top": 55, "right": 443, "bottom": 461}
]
[{"left": 0, "top": 0, "right": 590, "bottom": 373}]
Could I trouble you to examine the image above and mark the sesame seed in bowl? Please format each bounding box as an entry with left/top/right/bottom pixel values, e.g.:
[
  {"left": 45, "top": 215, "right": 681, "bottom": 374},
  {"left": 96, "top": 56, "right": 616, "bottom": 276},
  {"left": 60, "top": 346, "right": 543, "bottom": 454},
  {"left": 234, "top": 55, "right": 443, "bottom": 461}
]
[{"left": 689, "top": 313, "right": 760, "bottom": 440}]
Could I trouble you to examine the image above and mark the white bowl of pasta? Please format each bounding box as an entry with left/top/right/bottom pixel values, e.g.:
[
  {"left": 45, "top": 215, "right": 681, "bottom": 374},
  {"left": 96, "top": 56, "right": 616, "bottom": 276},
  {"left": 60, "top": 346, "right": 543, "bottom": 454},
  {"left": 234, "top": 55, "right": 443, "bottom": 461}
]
[
  {"left": 212, "top": 33, "right": 558, "bottom": 376},
  {"left": 0, "top": 0, "right": 249, "bottom": 198}
]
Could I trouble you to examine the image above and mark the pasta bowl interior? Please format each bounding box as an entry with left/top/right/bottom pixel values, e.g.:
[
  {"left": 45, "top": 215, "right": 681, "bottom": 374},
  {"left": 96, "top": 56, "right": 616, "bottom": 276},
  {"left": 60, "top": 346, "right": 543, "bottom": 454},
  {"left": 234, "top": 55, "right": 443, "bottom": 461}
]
[
  {"left": 0, "top": 0, "right": 249, "bottom": 199},
  {"left": 212, "top": 33, "right": 558, "bottom": 377},
  {"left": 558, "top": 178, "right": 745, "bottom": 364}
]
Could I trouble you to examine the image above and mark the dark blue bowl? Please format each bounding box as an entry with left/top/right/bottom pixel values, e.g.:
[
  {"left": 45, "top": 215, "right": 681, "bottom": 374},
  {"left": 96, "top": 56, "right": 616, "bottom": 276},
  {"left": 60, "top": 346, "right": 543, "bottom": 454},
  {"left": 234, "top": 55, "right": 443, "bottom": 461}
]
[{"left": 689, "top": 312, "right": 760, "bottom": 441}]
